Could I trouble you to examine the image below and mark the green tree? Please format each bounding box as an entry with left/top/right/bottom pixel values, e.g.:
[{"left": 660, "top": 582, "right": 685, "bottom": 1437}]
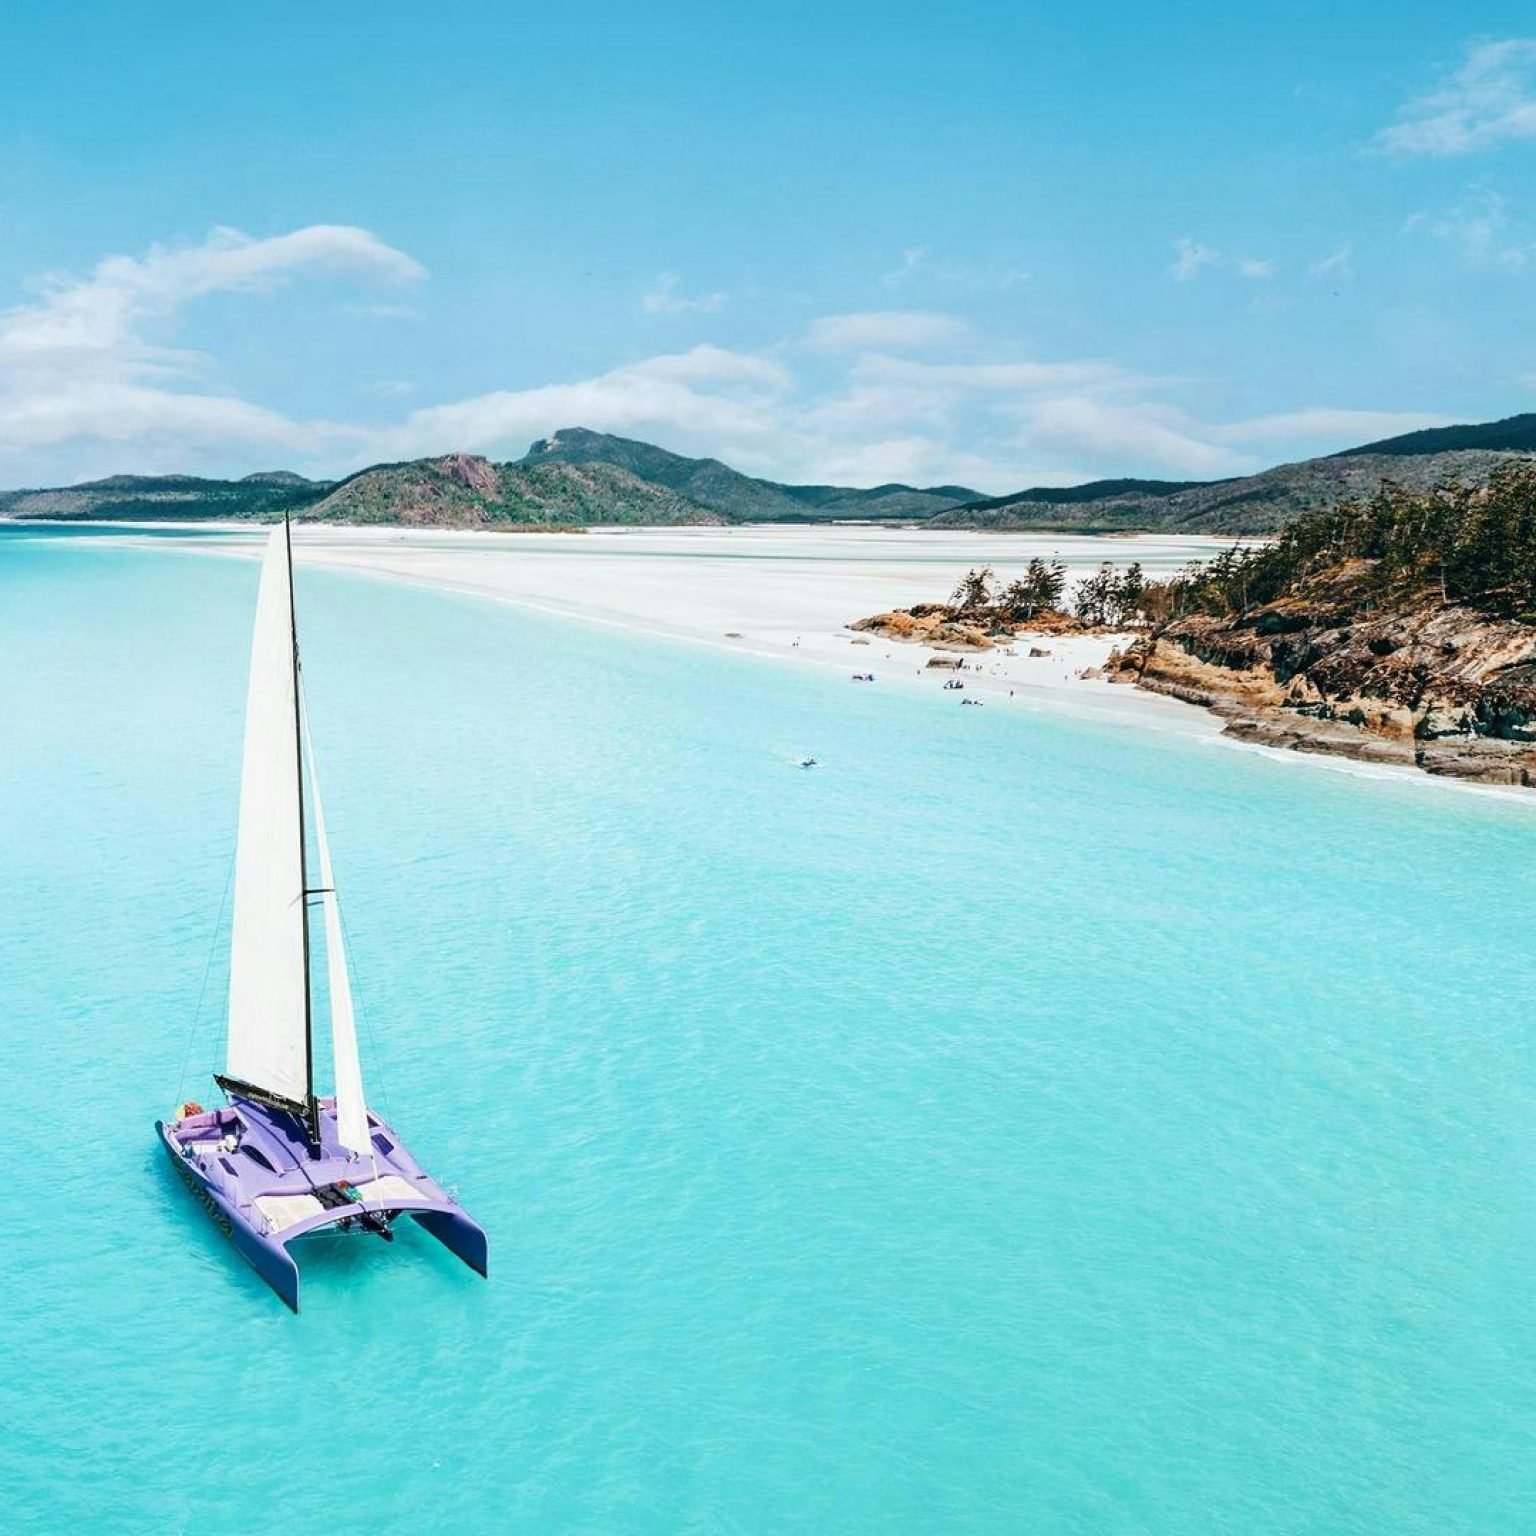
[
  {"left": 1073, "top": 563, "right": 1117, "bottom": 625},
  {"left": 1115, "top": 561, "right": 1145, "bottom": 622},
  {"left": 949, "top": 566, "right": 996, "bottom": 613},
  {"left": 999, "top": 557, "right": 1067, "bottom": 619}
]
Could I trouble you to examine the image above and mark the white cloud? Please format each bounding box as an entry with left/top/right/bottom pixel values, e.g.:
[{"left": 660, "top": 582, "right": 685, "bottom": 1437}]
[
  {"left": 5, "top": 386, "right": 326, "bottom": 455},
  {"left": 1375, "top": 39, "right": 1536, "bottom": 156},
  {"left": 933, "top": 261, "right": 1029, "bottom": 292},
  {"left": 1410, "top": 190, "right": 1534, "bottom": 269},
  {"left": 801, "top": 311, "right": 970, "bottom": 352},
  {"left": 0, "top": 224, "right": 423, "bottom": 479},
  {"left": 1307, "top": 244, "right": 1354, "bottom": 278},
  {"left": 850, "top": 354, "right": 1138, "bottom": 395},
  {"left": 2, "top": 225, "right": 422, "bottom": 371},
  {"left": 342, "top": 302, "right": 419, "bottom": 320},
  {"left": 1213, "top": 408, "right": 1450, "bottom": 447},
  {"left": 1171, "top": 238, "right": 1222, "bottom": 281},
  {"left": 374, "top": 345, "right": 791, "bottom": 464},
  {"left": 881, "top": 246, "right": 927, "bottom": 287},
  {"left": 641, "top": 273, "right": 726, "bottom": 315},
  {"left": 870, "top": 250, "right": 1025, "bottom": 293},
  {"left": 1172, "top": 240, "right": 1275, "bottom": 282},
  {"left": 1021, "top": 398, "right": 1252, "bottom": 477},
  {"left": 0, "top": 223, "right": 1456, "bottom": 496}
]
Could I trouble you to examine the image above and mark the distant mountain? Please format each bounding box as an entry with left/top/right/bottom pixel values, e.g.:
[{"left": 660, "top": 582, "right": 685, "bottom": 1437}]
[
  {"left": 309, "top": 452, "right": 721, "bottom": 526},
  {"left": 5, "top": 413, "right": 1534, "bottom": 534},
  {"left": 240, "top": 469, "right": 315, "bottom": 487},
  {"left": 774, "top": 479, "right": 986, "bottom": 519},
  {"left": 522, "top": 427, "right": 980, "bottom": 521},
  {"left": 0, "top": 429, "right": 979, "bottom": 528},
  {"left": 954, "top": 476, "right": 1214, "bottom": 518},
  {"left": 0, "top": 472, "right": 331, "bottom": 522},
  {"left": 929, "top": 439, "right": 1536, "bottom": 536},
  {"left": 1330, "top": 411, "right": 1536, "bottom": 459}
]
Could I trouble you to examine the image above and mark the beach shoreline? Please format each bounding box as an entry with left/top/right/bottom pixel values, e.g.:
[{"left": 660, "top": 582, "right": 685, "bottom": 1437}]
[
  {"left": 60, "top": 520, "right": 1536, "bottom": 806},
  {"left": 92, "top": 521, "right": 1228, "bottom": 736}
]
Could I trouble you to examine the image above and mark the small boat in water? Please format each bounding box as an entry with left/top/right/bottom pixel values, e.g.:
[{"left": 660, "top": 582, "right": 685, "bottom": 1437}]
[{"left": 157, "top": 519, "right": 487, "bottom": 1311}]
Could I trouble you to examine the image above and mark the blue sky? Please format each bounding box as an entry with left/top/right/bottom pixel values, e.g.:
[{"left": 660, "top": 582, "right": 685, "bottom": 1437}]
[{"left": 2, "top": 2, "right": 1535, "bottom": 491}]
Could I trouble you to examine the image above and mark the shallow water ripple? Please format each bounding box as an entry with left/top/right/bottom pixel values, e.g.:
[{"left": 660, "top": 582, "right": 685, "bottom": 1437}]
[{"left": 2, "top": 532, "right": 1534, "bottom": 1533}]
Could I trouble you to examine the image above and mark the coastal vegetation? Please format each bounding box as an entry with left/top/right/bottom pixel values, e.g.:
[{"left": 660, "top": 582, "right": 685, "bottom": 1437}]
[
  {"left": 1116, "top": 470, "right": 1536, "bottom": 786},
  {"left": 859, "top": 468, "right": 1536, "bottom": 787},
  {"left": 950, "top": 558, "right": 1070, "bottom": 619},
  {"left": 942, "top": 462, "right": 1536, "bottom": 631},
  {"left": 939, "top": 558, "right": 1143, "bottom": 628},
  {"left": 1135, "top": 463, "right": 1536, "bottom": 623},
  {"left": 853, "top": 559, "right": 1130, "bottom": 649}
]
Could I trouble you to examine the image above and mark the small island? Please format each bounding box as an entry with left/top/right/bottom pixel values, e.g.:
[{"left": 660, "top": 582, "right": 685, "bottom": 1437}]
[{"left": 851, "top": 556, "right": 1145, "bottom": 649}]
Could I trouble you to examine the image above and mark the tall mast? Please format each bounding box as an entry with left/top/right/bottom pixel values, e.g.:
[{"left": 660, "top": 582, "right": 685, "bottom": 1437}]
[{"left": 285, "top": 513, "right": 320, "bottom": 1154}]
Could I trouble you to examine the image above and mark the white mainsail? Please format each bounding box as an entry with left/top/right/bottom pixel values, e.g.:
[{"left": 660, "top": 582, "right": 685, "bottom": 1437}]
[
  {"left": 300, "top": 686, "right": 371, "bottom": 1159},
  {"left": 225, "top": 524, "right": 310, "bottom": 1106}
]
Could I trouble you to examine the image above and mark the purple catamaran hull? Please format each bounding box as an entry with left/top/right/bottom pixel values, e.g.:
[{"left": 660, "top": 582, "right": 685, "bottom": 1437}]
[{"left": 158, "top": 1095, "right": 487, "bottom": 1311}]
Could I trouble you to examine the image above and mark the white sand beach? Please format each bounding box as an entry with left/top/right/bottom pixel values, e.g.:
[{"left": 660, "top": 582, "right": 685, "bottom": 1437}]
[{"left": 137, "top": 521, "right": 1234, "bottom": 735}]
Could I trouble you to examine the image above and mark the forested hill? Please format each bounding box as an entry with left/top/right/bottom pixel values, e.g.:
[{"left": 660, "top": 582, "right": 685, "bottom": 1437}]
[
  {"left": 927, "top": 412, "right": 1536, "bottom": 536},
  {"left": 0, "top": 433, "right": 980, "bottom": 527},
  {"left": 4, "top": 414, "right": 1535, "bottom": 533},
  {"left": 1106, "top": 462, "right": 1536, "bottom": 788},
  {"left": 1332, "top": 412, "right": 1536, "bottom": 459},
  {"left": 0, "top": 471, "right": 332, "bottom": 522},
  {"left": 521, "top": 427, "right": 980, "bottom": 520}
]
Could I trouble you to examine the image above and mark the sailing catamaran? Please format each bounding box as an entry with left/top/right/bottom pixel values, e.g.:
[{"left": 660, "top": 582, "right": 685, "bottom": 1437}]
[{"left": 157, "top": 519, "right": 486, "bottom": 1311}]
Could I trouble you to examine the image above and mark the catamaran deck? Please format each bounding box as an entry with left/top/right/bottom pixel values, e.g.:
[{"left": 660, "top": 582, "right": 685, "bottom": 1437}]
[{"left": 159, "top": 1094, "right": 487, "bottom": 1308}]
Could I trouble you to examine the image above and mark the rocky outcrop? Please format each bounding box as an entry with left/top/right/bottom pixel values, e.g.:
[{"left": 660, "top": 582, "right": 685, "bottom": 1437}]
[
  {"left": 850, "top": 603, "right": 1092, "bottom": 651},
  {"left": 850, "top": 604, "right": 996, "bottom": 650},
  {"left": 1108, "top": 574, "right": 1536, "bottom": 787},
  {"left": 433, "top": 453, "right": 500, "bottom": 498}
]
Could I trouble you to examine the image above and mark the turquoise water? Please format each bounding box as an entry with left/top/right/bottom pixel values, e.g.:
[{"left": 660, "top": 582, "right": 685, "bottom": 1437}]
[{"left": 3, "top": 530, "right": 1535, "bottom": 1533}]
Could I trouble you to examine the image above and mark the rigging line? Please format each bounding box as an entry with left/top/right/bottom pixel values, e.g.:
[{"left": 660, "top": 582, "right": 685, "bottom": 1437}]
[
  {"left": 176, "top": 841, "right": 237, "bottom": 1109},
  {"left": 337, "top": 901, "right": 395, "bottom": 1128},
  {"left": 285, "top": 513, "right": 319, "bottom": 1154}
]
